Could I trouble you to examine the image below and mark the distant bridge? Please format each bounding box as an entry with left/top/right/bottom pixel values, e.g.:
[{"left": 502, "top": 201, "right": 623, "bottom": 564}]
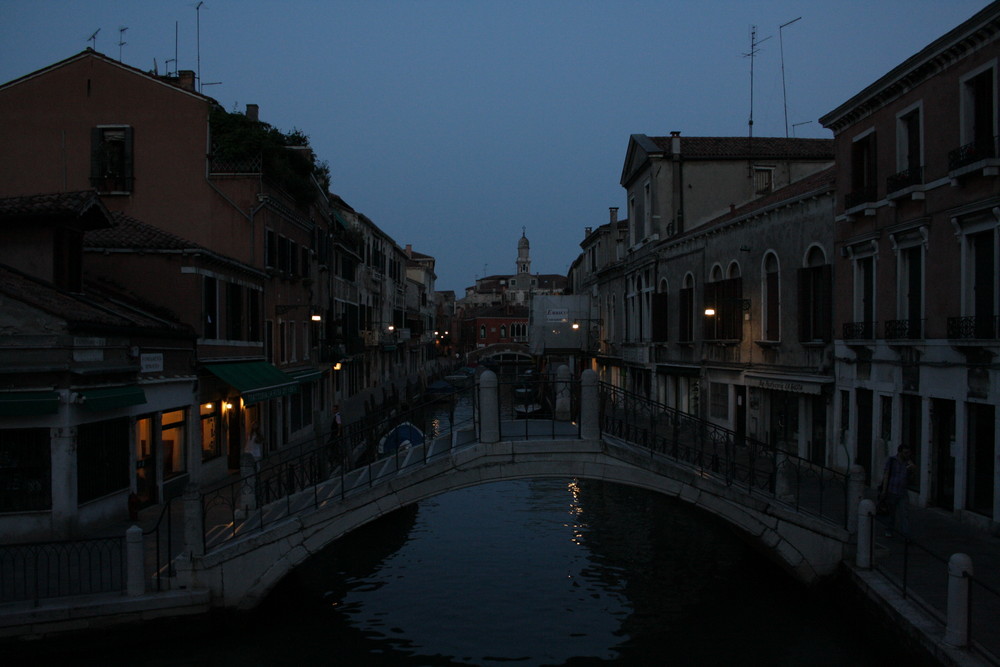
[{"left": 177, "top": 370, "right": 859, "bottom": 609}]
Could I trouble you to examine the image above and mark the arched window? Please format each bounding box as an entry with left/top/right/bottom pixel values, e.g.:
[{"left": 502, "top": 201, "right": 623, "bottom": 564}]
[
  {"left": 652, "top": 278, "right": 669, "bottom": 342},
  {"left": 479, "top": 325, "right": 487, "bottom": 339},
  {"left": 679, "top": 274, "right": 695, "bottom": 342},
  {"left": 763, "top": 252, "right": 780, "bottom": 341},
  {"left": 705, "top": 264, "right": 742, "bottom": 340},
  {"left": 499, "top": 325, "right": 507, "bottom": 339},
  {"left": 798, "top": 245, "right": 832, "bottom": 342}
]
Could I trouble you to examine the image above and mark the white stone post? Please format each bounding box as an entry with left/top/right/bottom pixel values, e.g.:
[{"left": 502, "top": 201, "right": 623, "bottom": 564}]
[
  {"left": 944, "top": 553, "right": 973, "bottom": 648},
  {"left": 856, "top": 499, "right": 875, "bottom": 569},
  {"left": 581, "top": 370, "right": 599, "bottom": 441},
  {"left": 126, "top": 524, "right": 145, "bottom": 597},
  {"left": 184, "top": 489, "right": 205, "bottom": 558},
  {"left": 480, "top": 370, "right": 500, "bottom": 444},
  {"left": 554, "top": 365, "right": 572, "bottom": 421},
  {"left": 240, "top": 454, "right": 257, "bottom": 513},
  {"left": 847, "top": 464, "right": 866, "bottom": 534}
]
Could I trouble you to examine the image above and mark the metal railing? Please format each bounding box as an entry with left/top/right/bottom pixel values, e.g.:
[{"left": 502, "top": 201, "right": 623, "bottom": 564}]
[
  {"left": 0, "top": 535, "right": 125, "bottom": 604},
  {"left": 866, "top": 511, "right": 1000, "bottom": 664},
  {"left": 200, "top": 389, "right": 479, "bottom": 553},
  {"left": 598, "top": 383, "right": 850, "bottom": 528},
  {"left": 947, "top": 315, "right": 999, "bottom": 340}
]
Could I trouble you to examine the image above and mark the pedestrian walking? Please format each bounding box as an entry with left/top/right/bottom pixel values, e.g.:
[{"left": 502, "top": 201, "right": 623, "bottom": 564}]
[
  {"left": 244, "top": 422, "right": 263, "bottom": 467},
  {"left": 333, "top": 404, "right": 343, "bottom": 437},
  {"left": 879, "top": 444, "right": 915, "bottom": 538}
]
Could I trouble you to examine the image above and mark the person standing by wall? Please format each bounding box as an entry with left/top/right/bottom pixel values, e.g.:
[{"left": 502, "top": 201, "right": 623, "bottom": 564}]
[{"left": 879, "top": 444, "right": 915, "bottom": 538}]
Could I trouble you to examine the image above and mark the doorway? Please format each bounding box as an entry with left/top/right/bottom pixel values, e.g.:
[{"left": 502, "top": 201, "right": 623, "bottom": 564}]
[
  {"left": 931, "top": 399, "right": 955, "bottom": 510},
  {"left": 856, "top": 389, "right": 874, "bottom": 484}
]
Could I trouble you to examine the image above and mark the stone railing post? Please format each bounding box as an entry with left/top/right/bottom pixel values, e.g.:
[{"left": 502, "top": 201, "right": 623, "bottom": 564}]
[
  {"left": 944, "top": 553, "right": 973, "bottom": 648},
  {"left": 847, "top": 464, "right": 866, "bottom": 534},
  {"left": 580, "top": 370, "right": 599, "bottom": 441},
  {"left": 240, "top": 454, "right": 258, "bottom": 514},
  {"left": 480, "top": 370, "right": 499, "bottom": 444},
  {"left": 126, "top": 524, "right": 145, "bottom": 597},
  {"left": 856, "top": 499, "right": 875, "bottom": 569},
  {"left": 554, "top": 365, "right": 571, "bottom": 421},
  {"left": 184, "top": 488, "right": 205, "bottom": 558}
]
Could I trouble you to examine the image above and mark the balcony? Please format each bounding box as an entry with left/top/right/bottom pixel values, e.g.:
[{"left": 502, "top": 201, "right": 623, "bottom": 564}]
[
  {"left": 844, "top": 186, "right": 877, "bottom": 211},
  {"left": 947, "top": 316, "right": 998, "bottom": 340},
  {"left": 884, "top": 318, "right": 924, "bottom": 342},
  {"left": 885, "top": 166, "right": 923, "bottom": 197},
  {"left": 948, "top": 137, "right": 997, "bottom": 171},
  {"left": 842, "top": 321, "right": 877, "bottom": 342}
]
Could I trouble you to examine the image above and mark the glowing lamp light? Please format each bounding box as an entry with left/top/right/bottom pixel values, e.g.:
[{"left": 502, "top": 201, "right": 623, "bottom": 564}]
[{"left": 704, "top": 308, "right": 717, "bottom": 316}]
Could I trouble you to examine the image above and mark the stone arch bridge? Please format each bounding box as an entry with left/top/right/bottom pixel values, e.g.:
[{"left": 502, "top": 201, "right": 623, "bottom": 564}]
[{"left": 179, "top": 371, "right": 861, "bottom": 610}]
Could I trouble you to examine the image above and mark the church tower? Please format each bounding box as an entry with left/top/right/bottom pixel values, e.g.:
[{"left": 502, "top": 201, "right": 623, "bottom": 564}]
[{"left": 516, "top": 227, "right": 531, "bottom": 275}]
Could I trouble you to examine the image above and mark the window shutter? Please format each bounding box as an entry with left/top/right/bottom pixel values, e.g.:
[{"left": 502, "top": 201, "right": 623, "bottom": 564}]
[
  {"left": 651, "top": 292, "right": 668, "bottom": 342},
  {"left": 818, "top": 264, "right": 832, "bottom": 342},
  {"left": 797, "top": 267, "right": 809, "bottom": 341}
]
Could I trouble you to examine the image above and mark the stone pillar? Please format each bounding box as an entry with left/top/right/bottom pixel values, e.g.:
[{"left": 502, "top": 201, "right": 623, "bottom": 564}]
[
  {"left": 580, "top": 370, "right": 599, "bottom": 441},
  {"left": 50, "top": 425, "right": 77, "bottom": 537},
  {"left": 184, "top": 488, "right": 205, "bottom": 558},
  {"left": 126, "top": 524, "right": 145, "bottom": 596},
  {"left": 554, "top": 365, "right": 572, "bottom": 421},
  {"left": 847, "top": 464, "right": 866, "bottom": 534},
  {"left": 944, "top": 553, "right": 973, "bottom": 648},
  {"left": 479, "top": 370, "right": 499, "bottom": 444},
  {"left": 856, "top": 499, "right": 875, "bottom": 569}
]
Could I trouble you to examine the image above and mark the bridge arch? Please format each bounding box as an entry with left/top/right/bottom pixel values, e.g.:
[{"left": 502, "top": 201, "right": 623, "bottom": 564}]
[{"left": 193, "top": 438, "right": 852, "bottom": 610}]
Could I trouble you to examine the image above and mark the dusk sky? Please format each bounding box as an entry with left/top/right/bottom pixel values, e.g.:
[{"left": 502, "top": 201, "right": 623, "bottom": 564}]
[{"left": 0, "top": 0, "right": 991, "bottom": 293}]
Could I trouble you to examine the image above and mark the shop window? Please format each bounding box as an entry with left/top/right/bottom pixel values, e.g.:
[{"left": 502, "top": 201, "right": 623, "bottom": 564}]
[
  {"left": 161, "top": 409, "right": 187, "bottom": 479},
  {"left": 0, "top": 428, "right": 51, "bottom": 512},
  {"left": 78, "top": 418, "right": 129, "bottom": 503},
  {"left": 201, "top": 403, "right": 220, "bottom": 462}
]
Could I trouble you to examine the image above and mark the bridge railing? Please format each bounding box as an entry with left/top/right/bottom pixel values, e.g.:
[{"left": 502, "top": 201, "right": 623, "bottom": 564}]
[
  {"left": 598, "top": 383, "right": 849, "bottom": 528},
  {"left": 494, "top": 375, "right": 582, "bottom": 441},
  {"left": 0, "top": 535, "right": 125, "bottom": 604},
  {"left": 199, "top": 389, "right": 478, "bottom": 553}
]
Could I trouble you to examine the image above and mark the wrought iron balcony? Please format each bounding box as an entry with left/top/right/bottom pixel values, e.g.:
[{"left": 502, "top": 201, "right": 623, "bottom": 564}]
[
  {"left": 948, "top": 137, "right": 997, "bottom": 171},
  {"left": 843, "top": 320, "right": 877, "bottom": 341},
  {"left": 844, "top": 186, "right": 877, "bottom": 210},
  {"left": 886, "top": 166, "right": 923, "bottom": 194},
  {"left": 884, "top": 318, "right": 924, "bottom": 341},
  {"left": 947, "top": 315, "right": 999, "bottom": 340}
]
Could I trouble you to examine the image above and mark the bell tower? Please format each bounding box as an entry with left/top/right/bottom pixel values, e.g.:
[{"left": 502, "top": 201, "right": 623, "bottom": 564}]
[{"left": 516, "top": 227, "right": 531, "bottom": 275}]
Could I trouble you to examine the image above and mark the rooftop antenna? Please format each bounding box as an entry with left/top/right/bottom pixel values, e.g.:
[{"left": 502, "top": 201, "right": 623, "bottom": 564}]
[
  {"left": 117, "top": 26, "right": 128, "bottom": 62},
  {"left": 792, "top": 121, "right": 813, "bottom": 137},
  {"left": 195, "top": 2, "right": 204, "bottom": 92},
  {"left": 87, "top": 28, "right": 100, "bottom": 50},
  {"left": 743, "top": 26, "right": 771, "bottom": 169},
  {"left": 779, "top": 17, "right": 802, "bottom": 138}
]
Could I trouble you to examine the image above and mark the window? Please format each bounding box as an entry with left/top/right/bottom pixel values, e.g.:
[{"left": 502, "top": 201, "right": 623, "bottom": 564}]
[
  {"left": 961, "top": 67, "right": 996, "bottom": 159},
  {"left": 651, "top": 280, "right": 668, "bottom": 343},
  {"left": 962, "top": 229, "right": 997, "bottom": 338},
  {"left": 892, "top": 244, "right": 924, "bottom": 339},
  {"left": 754, "top": 166, "right": 774, "bottom": 194},
  {"left": 798, "top": 247, "right": 832, "bottom": 342},
  {"left": 265, "top": 320, "right": 274, "bottom": 363},
  {"left": 248, "top": 289, "right": 261, "bottom": 341},
  {"left": 0, "top": 428, "right": 50, "bottom": 511},
  {"left": 200, "top": 403, "right": 220, "bottom": 461},
  {"left": 203, "top": 276, "right": 218, "bottom": 339},
  {"left": 265, "top": 229, "right": 277, "bottom": 269},
  {"left": 890, "top": 105, "right": 922, "bottom": 192},
  {"left": 226, "top": 282, "right": 244, "bottom": 340},
  {"left": 710, "top": 382, "right": 729, "bottom": 420},
  {"left": 763, "top": 253, "right": 780, "bottom": 341},
  {"left": 90, "top": 126, "right": 133, "bottom": 193},
  {"left": 480, "top": 325, "right": 487, "bottom": 339},
  {"left": 679, "top": 275, "right": 694, "bottom": 342},
  {"left": 846, "top": 253, "right": 876, "bottom": 339},
  {"left": 78, "top": 418, "right": 129, "bottom": 502},
  {"left": 160, "top": 409, "right": 187, "bottom": 479},
  {"left": 499, "top": 325, "right": 507, "bottom": 339},
  {"left": 704, "top": 267, "right": 743, "bottom": 341},
  {"left": 848, "top": 130, "right": 877, "bottom": 208}
]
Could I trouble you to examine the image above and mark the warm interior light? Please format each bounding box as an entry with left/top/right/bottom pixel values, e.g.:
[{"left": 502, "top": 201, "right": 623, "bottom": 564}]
[
  {"left": 704, "top": 308, "right": 716, "bottom": 316},
  {"left": 333, "top": 362, "right": 343, "bottom": 371},
  {"left": 311, "top": 314, "right": 322, "bottom": 322},
  {"left": 572, "top": 322, "right": 581, "bottom": 330},
  {"left": 204, "top": 403, "right": 214, "bottom": 410},
  {"left": 223, "top": 402, "right": 233, "bottom": 410}
]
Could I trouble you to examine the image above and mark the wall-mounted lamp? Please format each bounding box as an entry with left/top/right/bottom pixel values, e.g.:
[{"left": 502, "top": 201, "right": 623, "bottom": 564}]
[
  {"left": 333, "top": 362, "right": 343, "bottom": 371},
  {"left": 223, "top": 401, "right": 233, "bottom": 410}
]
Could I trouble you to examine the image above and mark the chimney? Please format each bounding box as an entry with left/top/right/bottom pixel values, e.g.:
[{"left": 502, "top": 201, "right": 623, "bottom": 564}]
[
  {"left": 177, "top": 70, "right": 196, "bottom": 92},
  {"left": 246, "top": 104, "right": 259, "bottom": 122},
  {"left": 609, "top": 207, "right": 618, "bottom": 225},
  {"left": 584, "top": 227, "right": 592, "bottom": 237},
  {"left": 670, "top": 131, "right": 681, "bottom": 156},
  {"left": 405, "top": 244, "right": 412, "bottom": 257}
]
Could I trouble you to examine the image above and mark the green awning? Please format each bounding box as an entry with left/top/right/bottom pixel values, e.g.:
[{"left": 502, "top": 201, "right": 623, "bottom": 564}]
[
  {"left": 0, "top": 391, "right": 60, "bottom": 416},
  {"left": 205, "top": 362, "right": 299, "bottom": 405},
  {"left": 78, "top": 386, "right": 147, "bottom": 411},
  {"left": 289, "top": 368, "right": 324, "bottom": 383}
]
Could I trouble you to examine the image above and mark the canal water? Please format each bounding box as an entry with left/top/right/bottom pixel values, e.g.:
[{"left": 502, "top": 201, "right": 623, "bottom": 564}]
[{"left": 8, "top": 395, "right": 927, "bottom": 666}]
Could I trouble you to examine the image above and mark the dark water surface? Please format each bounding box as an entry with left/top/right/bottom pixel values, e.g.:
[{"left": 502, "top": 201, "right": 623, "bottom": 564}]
[{"left": 6, "top": 476, "right": 923, "bottom": 666}]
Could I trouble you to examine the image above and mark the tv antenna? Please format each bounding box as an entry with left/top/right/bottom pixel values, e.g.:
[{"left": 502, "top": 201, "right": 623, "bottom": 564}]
[
  {"left": 117, "top": 26, "right": 128, "bottom": 62},
  {"left": 779, "top": 17, "right": 802, "bottom": 138},
  {"left": 743, "top": 26, "right": 770, "bottom": 165},
  {"left": 195, "top": 2, "right": 204, "bottom": 92},
  {"left": 87, "top": 28, "right": 100, "bottom": 50}
]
